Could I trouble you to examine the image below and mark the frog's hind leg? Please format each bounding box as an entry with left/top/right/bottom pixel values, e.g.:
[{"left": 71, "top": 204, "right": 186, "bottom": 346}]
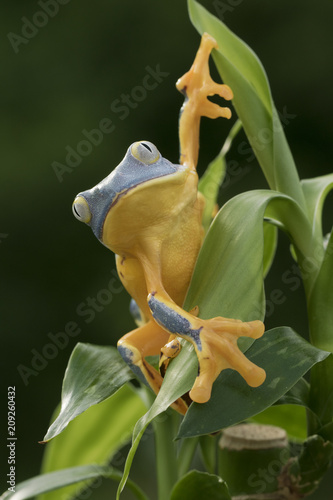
[
  {"left": 117, "top": 320, "right": 188, "bottom": 414},
  {"left": 117, "top": 321, "right": 168, "bottom": 390}
]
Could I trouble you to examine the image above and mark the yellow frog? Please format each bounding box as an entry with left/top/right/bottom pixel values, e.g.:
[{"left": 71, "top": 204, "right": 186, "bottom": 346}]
[{"left": 72, "top": 34, "right": 266, "bottom": 414}]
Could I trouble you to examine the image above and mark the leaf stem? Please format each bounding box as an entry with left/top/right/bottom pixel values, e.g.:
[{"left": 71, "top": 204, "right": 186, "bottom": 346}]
[
  {"left": 152, "top": 410, "right": 179, "bottom": 500},
  {"left": 177, "top": 436, "right": 199, "bottom": 477},
  {"left": 220, "top": 118, "right": 243, "bottom": 157},
  {"left": 106, "top": 471, "right": 150, "bottom": 500},
  {"left": 305, "top": 232, "right": 333, "bottom": 433}
]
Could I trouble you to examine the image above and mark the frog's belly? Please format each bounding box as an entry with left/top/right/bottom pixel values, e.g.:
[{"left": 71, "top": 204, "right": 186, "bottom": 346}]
[
  {"left": 160, "top": 219, "right": 202, "bottom": 306},
  {"left": 115, "top": 223, "right": 202, "bottom": 320},
  {"left": 116, "top": 254, "right": 151, "bottom": 319}
]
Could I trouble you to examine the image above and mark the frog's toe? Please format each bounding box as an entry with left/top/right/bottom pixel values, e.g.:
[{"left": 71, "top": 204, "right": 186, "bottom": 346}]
[
  {"left": 189, "top": 319, "right": 266, "bottom": 404},
  {"left": 243, "top": 363, "right": 266, "bottom": 388},
  {"left": 243, "top": 319, "right": 265, "bottom": 339},
  {"left": 189, "top": 357, "right": 227, "bottom": 403},
  {"left": 209, "top": 316, "right": 265, "bottom": 340},
  {"left": 159, "top": 337, "right": 182, "bottom": 376},
  {"left": 189, "top": 385, "right": 211, "bottom": 404}
]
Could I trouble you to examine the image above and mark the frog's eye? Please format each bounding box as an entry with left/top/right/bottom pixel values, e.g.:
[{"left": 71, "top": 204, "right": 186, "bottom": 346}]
[
  {"left": 72, "top": 196, "right": 91, "bottom": 224},
  {"left": 130, "top": 141, "right": 160, "bottom": 165}
]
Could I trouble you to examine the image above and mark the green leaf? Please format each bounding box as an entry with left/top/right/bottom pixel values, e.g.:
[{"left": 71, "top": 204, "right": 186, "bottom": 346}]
[
  {"left": 308, "top": 220, "right": 333, "bottom": 351},
  {"left": 0, "top": 465, "right": 149, "bottom": 500},
  {"left": 188, "top": 0, "right": 306, "bottom": 211},
  {"left": 199, "top": 154, "right": 226, "bottom": 233},
  {"left": 0, "top": 465, "right": 117, "bottom": 500},
  {"left": 170, "top": 471, "right": 231, "bottom": 500},
  {"left": 190, "top": 1, "right": 272, "bottom": 111},
  {"left": 308, "top": 229, "right": 333, "bottom": 427},
  {"left": 185, "top": 189, "right": 312, "bottom": 320},
  {"left": 178, "top": 327, "right": 330, "bottom": 438},
  {"left": 287, "top": 435, "right": 333, "bottom": 497},
  {"left": 301, "top": 173, "right": 333, "bottom": 242},
  {"left": 317, "top": 422, "right": 333, "bottom": 442},
  {"left": 277, "top": 377, "right": 310, "bottom": 407},
  {"left": 43, "top": 343, "right": 134, "bottom": 442},
  {"left": 251, "top": 378, "right": 321, "bottom": 441},
  {"left": 198, "top": 119, "right": 242, "bottom": 232},
  {"left": 251, "top": 405, "right": 307, "bottom": 441},
  {"left": 39, "top": 384, "right": 146, "bottom": 500},
  {"left": 262, "top": 220, "right": 278, "bottom": 277}
]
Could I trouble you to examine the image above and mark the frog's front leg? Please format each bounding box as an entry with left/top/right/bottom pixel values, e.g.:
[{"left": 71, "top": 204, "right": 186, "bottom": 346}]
[
  {"left": 117, "top": 320, "right": 188, "bottom": 414},
  {"left": 147, "top": 291, "right": 266, "bottom": 404},
  {"left": 176, "top": 32, "right": 233, "bottom": 170}
]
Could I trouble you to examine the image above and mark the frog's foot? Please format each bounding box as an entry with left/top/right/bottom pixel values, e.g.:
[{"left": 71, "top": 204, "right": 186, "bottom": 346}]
[
  {"left": 176, "top": 32, "right": 233, "bottom": 169},
  {"left": 117, "top": 322, "right": 188, "bottom": 415},
  {"left": 159, "top": 336, "right": 182, "bottom": 377},
  {"left": 190, "top": 317, "right": 266, "bottom": 404},
  {"left": 148, "top": 293, "right": 266, "bottom": 404}
]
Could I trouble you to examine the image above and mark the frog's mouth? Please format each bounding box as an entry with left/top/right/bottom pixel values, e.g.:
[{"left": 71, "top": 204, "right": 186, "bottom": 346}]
[{"left": 73, "top": 148, "right": 188, "bottom": 241}]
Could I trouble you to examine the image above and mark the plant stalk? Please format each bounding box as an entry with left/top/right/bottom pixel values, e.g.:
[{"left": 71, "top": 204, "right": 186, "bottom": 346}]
[
  {"left": 301, "top": 232, "right": 333, "bottom": 435},
  {"left": 152, "top": 409, "right": 179, "bottom": 500},
  {"left": 177, "top": 436, "right": 199, "bottom": 477},
  {"left": 218, "top": 424, "right": 292, "bottom": 499}
]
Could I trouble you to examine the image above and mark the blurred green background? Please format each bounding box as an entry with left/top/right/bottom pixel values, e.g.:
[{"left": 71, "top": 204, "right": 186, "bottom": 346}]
[{"left": 1, "top": 0, "right": 333, "bottom": 498}]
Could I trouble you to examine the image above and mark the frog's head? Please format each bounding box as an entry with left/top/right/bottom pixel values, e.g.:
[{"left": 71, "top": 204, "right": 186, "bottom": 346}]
[{"left": 72, "top": 141, "right": 193, "bottom": 252}]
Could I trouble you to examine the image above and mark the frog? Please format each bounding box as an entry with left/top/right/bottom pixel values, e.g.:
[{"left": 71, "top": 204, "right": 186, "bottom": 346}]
[{"left": 72, "top": 33, "right": 266, "bottom": 414}]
